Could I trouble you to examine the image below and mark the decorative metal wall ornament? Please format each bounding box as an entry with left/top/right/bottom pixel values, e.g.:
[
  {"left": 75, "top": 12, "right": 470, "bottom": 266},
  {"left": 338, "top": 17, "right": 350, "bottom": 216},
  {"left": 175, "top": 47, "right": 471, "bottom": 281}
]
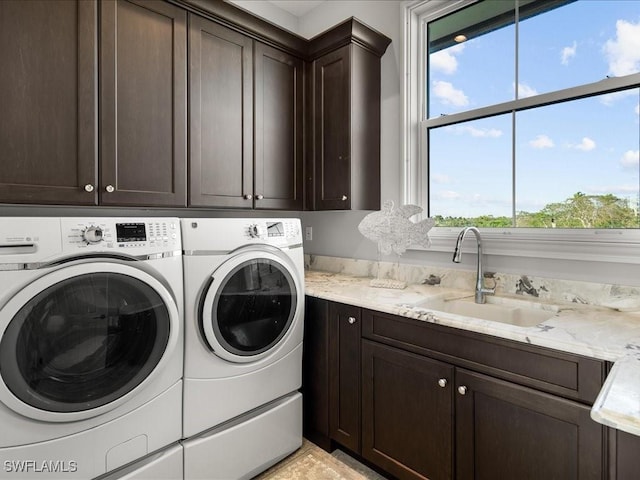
[{"left": 358, "top": 200, "right": 435, "bottom": 289}]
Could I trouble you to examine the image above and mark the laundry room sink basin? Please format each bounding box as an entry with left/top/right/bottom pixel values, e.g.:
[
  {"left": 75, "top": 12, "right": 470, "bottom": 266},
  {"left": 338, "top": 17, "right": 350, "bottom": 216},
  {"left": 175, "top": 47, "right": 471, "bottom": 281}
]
[{"left": 413, "top": 295, "right": 558, "bottom": 327}]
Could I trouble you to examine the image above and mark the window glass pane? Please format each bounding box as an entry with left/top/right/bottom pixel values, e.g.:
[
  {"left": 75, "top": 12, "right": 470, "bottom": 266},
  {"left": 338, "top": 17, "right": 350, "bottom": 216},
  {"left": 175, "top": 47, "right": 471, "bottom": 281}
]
[
  {"left": 519, "top": 1, "right": 640, "bottom": 98},
  {"left": 429, "top": 114, "right": 513, "bottom": 226},
  {"left": 427, "top": 2, "right": 515, "bottom": 118},
  {"left": 516, "top": 88, "right": 640, "bottom": 228}
]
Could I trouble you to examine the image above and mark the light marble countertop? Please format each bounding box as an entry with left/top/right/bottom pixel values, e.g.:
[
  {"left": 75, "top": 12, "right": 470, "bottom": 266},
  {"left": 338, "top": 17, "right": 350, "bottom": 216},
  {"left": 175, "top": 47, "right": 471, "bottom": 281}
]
[{"left": 304, "top": 270, "right": 640, "bottom": 437}]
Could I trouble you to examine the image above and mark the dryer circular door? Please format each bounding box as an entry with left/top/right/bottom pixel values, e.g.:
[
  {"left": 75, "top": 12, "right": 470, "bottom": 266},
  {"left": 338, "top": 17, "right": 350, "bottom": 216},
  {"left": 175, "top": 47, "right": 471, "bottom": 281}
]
[
  {"left": 200, "top": 248, "right": 303, "bottom": 363},
  {"left": 0, "top": 261, "right": 180, "bottom": 422}
]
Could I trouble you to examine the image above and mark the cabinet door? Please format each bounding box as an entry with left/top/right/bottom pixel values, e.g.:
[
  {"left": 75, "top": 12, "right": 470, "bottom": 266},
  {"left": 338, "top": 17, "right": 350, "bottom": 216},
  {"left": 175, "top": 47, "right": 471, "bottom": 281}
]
[
  {"left": 313, "top": 45, "right": 351, "bottom": 210},
  {"left": 254, "top": 42, "right": 303, "bottom": 210},
  {"left": 329, "top": 301, "right": 361, "bottom": 452},
  {"left": 100, "top": 0, "right": 186, "bottom": 207},
  {"left": 0, "top": 0, "right": 97, "bottom": 205},
  {"left": 456, "top": 369, "right": 604, "bottom": 480},
  {"left": 362, "top": 340, "right": 454, "bottom": 480},
  {"left": 189, "top": 14, "right": 253, "bottom": 208},
  {"left": 302, "top": 297, "right": 331, "bottom": 450},
  {"left": 611, "top": 429, "right": 640, "bottom": 480}
]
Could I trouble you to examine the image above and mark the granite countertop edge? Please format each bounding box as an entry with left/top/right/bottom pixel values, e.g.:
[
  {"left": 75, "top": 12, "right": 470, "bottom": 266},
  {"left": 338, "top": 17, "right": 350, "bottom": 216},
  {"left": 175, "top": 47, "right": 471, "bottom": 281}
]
[{"left": 304, "top": 270, "right": 640, "bottom": 437}]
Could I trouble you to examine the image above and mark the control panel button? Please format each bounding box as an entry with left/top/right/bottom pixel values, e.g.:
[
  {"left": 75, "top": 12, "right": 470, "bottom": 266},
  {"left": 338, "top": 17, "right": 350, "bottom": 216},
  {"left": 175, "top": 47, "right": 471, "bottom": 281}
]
[{"left": 248, "top": 224, "right": 264, "bottom": 238}]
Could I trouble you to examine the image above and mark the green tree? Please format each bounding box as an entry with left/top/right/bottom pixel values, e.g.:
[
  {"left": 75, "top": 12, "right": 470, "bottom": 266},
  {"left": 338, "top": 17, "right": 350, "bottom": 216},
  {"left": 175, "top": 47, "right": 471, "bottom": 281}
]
[{"left": 434, "top": 193, "right": 638, "bottom": 228}]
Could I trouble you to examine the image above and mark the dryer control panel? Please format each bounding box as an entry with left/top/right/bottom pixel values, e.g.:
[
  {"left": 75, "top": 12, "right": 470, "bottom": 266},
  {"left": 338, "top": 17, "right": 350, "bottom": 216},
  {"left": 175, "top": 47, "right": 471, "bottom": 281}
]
[
  {"left": 246, "top": 221, "right": 299, "bottom": 240},
  {"left": 182, "top": 218, "right": 302, "bottom": 251},
  {"left": 61, "top": 218, "right": 181, "bottom": 253}
]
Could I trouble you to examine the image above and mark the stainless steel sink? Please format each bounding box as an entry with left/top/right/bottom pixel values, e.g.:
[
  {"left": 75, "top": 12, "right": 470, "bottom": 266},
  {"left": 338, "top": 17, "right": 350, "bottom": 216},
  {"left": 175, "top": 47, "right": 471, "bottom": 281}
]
[{"left": 413, "top": 295, "right": 558, "bottom": 327}]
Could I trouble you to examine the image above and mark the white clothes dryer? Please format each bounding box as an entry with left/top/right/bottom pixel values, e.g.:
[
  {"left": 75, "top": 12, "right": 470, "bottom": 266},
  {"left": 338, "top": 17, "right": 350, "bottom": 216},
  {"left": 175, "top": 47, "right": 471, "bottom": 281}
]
[
  {"left": 181, "top": 218, "right": 304, "bottom": 478},
  {"left": 0, "top": 218, "right": 183, "bottom": 480},
  {"left": 95, "top": 443, "right": 182, "bottom": 480}
]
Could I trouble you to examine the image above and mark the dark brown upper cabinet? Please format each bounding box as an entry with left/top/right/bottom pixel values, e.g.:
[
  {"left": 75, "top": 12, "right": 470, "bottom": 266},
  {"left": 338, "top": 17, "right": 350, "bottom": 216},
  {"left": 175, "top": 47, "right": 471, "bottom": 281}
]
[
  {"left": 0, "top": 0, "right": 97, "bottom": 205},
  {"left": 100, "top": 0, "right": 187, "bottom": 207},
  {"left": 254, "top": 42, "right": 303, "bottom": 210},
  {"left": 188, "top": 14, "right": 253, "bottom": 208},
  {"left": 308, "top": 18, "right": 391, "bottom": 211},
  {"left": 188, "top": 14, "right": 303, "bottom": 210}
]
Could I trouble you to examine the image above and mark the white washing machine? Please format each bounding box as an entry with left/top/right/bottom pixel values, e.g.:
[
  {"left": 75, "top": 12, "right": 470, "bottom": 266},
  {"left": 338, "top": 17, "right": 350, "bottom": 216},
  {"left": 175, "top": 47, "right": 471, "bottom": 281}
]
[
  {"left": 0, "top": 217, "right": 183, "bottom": 480},
  {"left": 180, "top": 218, "right": 304, "bottom": 479}
]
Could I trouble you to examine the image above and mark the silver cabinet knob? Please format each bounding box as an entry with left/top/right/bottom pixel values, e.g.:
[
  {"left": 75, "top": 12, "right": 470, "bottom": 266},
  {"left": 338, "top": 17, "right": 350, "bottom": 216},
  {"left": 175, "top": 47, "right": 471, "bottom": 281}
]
[
  {"left": 105, "top": 185, "right": 115, "bottom": 193},
  {"left": 84, "top": 184, "right": 94, "bottom": 192},
  {"left": 458, "top": 386, "right": 467, "bottom": 395},
  {"left": 438, "top": 378, "right": 448, "bottom": 388},
  {"left": 341, "top": 195, "right": 348, "bottom": 201},
  {"left": 244, "top": 194, "right": 252, "bottom": 200},
  {"left": 256, "top": 194, "right": 264, "bottom": 200},
  {"left": 347, "top": 316, "right": 357, "bottom": 324}
]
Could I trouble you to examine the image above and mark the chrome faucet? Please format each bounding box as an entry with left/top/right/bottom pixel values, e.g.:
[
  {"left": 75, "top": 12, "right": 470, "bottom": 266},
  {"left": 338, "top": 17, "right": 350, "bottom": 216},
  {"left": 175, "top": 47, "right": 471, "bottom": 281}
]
[{"left": 452, "top": 227, "right": 495, "bottom": 304}]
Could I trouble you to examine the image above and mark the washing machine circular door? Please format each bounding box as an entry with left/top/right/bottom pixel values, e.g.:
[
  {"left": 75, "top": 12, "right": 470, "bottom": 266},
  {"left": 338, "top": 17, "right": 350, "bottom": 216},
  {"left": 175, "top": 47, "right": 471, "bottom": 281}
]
[
  {"left": 0, "top": 261, "right": 180, "bottom": 422},
  {"left": 200, "top": 248, "right": 303, "bottom": 363}
]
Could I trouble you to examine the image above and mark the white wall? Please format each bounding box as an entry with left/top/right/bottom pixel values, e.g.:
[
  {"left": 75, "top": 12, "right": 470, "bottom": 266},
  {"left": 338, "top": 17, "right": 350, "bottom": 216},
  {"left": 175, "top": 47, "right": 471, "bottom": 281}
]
[{"left": 227, "top": 0, "right": 300, "bottom": 34}]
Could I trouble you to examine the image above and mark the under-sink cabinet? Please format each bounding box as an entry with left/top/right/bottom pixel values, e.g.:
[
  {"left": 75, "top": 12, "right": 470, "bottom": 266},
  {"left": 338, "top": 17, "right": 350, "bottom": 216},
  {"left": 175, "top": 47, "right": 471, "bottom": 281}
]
[{"left": 303, "top": 297, "right": 609, "bottom": 480}]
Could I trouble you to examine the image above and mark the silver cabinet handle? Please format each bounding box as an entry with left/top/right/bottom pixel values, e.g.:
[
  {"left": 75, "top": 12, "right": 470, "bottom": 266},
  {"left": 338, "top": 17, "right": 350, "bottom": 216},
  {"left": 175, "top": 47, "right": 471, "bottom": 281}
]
[
  {"left": 438, "top": 378, "right": 448, "bottom": 388},
  {"left": 84, "top": 184, "right": 94, "bottom": 193},
  {"left": 458, "top": 386, "right": 467, "bottom": 395},
  {"left": 105, "top": 185, "right": 115, "bottom": 193},
  {"left": 341, "top": 195, "right": 348, "bottom": 201},
  {"left": 347, "top": 316, "right": 356, "bottom": 324},
  {"left": 244, "top": 194, "right": 252, "bottom": 200},
  {"left": 256, "top": 194, "right": 264, "bottom": 200}
]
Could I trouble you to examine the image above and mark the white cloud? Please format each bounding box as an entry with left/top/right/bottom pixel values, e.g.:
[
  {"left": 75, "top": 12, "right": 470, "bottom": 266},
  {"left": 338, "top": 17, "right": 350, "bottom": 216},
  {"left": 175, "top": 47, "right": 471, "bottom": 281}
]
[
  {"left": 604, "top": 20, "right": 640, "bottom": 77},
  {"left": 600, "top": 89, "right": 638, "bottom": 106},
  {"left": 433, "top": 81, "right": 469, "bottom": 107},
  {"left": 436, "top": 190, "right": 461, "bottom": 200},
  {"left": 517, "top": 82, "right": 538, "bottom": 98},
  {"left": 430, "top": 44, "right": 465, "bottom": 75},
  {"left": 587, "top": 184, "right": 638, "bottom": 194},
  {"left": 620, "top": 150, "right": 640, "bottom": 168},
  {"left": 432, "top": 173, "right": 451, "bottom": 184},
  {"left": 529, "top": 134, "right": 554, "bottom": 149},
  {"left": 561, "top": 41, "right": 577, "bottom": 65},
  {"left": 464, "top": 126, "right": 502, "bottom": 138},
  {"left": 571, "top": 137, "right": 596, "bottom": 151},
  {"left": 447, "top": 125, "right": 503, "bottom": 138}
]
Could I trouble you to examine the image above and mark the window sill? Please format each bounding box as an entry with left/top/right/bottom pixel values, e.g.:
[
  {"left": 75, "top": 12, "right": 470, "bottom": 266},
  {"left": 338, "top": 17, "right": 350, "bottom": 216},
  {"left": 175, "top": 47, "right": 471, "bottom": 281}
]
[{"left": 418, "top": 227, "right": 640, "bottom": 264}]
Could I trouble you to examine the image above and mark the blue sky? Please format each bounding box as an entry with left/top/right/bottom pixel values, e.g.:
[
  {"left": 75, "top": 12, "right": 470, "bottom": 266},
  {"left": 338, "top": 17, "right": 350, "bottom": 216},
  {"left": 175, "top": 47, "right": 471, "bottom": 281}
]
[{"left": 428, "top": 0, "right": 640, "bottom": 219}]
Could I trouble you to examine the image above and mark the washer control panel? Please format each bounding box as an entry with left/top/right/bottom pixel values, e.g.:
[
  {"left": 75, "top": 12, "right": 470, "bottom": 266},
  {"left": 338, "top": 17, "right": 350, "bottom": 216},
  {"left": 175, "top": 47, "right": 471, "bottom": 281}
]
[
  {"left": 245, "top": 220, "right": 300, "bottom": 243},
  {"left": 62, "top": 218, "right": 180, "bottom": 252}
]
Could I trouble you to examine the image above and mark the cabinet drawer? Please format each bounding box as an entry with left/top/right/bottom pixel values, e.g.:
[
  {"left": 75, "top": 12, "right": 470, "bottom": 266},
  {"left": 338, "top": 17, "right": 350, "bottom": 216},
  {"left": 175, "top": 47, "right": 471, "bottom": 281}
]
[{"left": 362, "top": 309, "right": 605, "bottom": 404}]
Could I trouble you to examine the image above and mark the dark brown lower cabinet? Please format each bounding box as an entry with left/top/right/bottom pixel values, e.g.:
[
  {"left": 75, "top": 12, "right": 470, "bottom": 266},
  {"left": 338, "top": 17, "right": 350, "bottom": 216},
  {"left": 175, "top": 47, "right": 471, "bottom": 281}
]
[
  {"left": 455, "top": 369, "right": 604, "bottom": 480},
  {"left": 302, "top": 298, "right": 361, "bottom": 453},
  {"left": 304, "top": 298, "right": 608, "bottom": 480},
  {"left": 611, "top": 429, "right": 640, "bottom": 480},
  {"left": 302, "top": 297, "right": 331, "bottom": 450},
  {"left": 328, "top": 301, "right": 361, "bottom": 453},
  {"left": 362, "top": 340, "right": 454, "bottom": 480}
]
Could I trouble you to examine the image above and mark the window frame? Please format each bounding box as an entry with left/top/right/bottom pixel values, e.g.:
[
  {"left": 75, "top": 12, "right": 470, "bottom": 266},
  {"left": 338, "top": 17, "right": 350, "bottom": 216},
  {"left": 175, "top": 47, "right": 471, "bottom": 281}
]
[{"left": 402, "top": 0, "right": 640, "bottom": 264}]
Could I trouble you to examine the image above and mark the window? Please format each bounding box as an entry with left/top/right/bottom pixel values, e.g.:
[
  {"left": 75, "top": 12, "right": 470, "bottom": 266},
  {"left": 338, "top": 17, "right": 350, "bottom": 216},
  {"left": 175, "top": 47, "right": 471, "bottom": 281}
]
[{"left": 403, "top": 0, "right": 640, "bottom": 261}]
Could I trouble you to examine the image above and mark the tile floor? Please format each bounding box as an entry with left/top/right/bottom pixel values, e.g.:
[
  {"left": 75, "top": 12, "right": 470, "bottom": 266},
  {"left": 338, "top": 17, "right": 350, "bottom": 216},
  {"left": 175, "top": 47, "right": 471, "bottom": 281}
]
[{"left": 255, "top": 440, "right": 388, "bottom": 480}]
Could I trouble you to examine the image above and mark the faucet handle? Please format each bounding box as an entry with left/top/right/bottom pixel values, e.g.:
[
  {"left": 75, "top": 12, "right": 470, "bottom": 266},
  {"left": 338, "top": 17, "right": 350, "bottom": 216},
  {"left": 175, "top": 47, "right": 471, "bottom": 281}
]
[{"left": 481, "top": 276, "right": 497, "bottom": 295}]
